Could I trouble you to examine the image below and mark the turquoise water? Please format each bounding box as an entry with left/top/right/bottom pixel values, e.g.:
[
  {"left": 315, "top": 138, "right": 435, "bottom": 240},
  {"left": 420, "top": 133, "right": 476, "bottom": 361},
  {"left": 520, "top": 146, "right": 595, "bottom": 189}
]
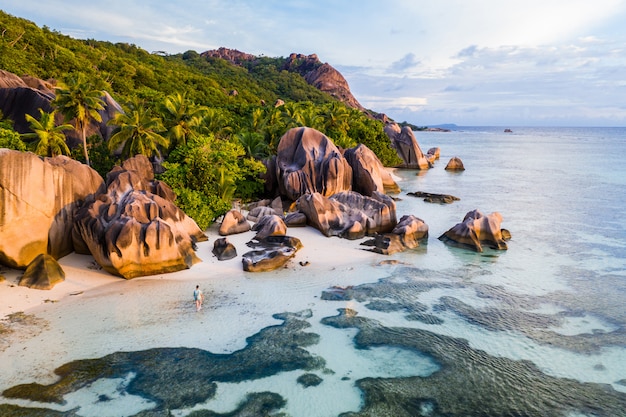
[{"left": 1, "top": 127, "right": 625, "bottom": 416}]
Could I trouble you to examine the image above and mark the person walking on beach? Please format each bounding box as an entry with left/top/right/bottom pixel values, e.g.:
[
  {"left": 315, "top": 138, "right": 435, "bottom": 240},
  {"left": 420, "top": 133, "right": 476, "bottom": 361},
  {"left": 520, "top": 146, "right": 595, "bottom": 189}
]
[{"left": 193, "top": 285, "right": 204, "bottom": 311}]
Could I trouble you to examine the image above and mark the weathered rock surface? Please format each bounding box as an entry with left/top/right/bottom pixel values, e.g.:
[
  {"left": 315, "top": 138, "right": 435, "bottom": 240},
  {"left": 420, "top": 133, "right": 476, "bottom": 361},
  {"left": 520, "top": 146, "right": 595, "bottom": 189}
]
[
  {"left": 438, "top": 209, "right": 509, "bottom": 252},
  {"left": 276, "top": 127, "right": 353, "bottom": 201},
  {"left": 361, "top": 215, "right": 428, "bottom": 255},
  {"left": 297, "top": 191, "right": 396, "bottom": 240},
  {"left": 344, "top": 144, "right": 400, "bottom": 196},
  {"left": 383, "top": 123, "right": 431, "bottom": 169},
  {"left": 0, "top": 150, "right": 104, "bottom": 268},
  {"left": 445, "top": 156, "right": 465, "bottom": 171},
  {"left": 284, "top": 211, "right": 307, "bottom": 227},
  {"left": 212, "top": 237, "right": 237, "bottom": 261},
  {"left": 407, "top": 191, "right": 460, "bottom": 204},
  {"left": 0, "top": 70, "right": 122, "bottom": 148},
  {"left": 252, "top": 215, "right": 288, "bottom": 240},
  {"left": 219, "top": 210, "right": 251, "bottom": 236},
  {"left": 242, "top": 235, "right": 302, "bottom": 272},
  {"left": 247, "top": 206, "right": 278, "bottom": 223},
  {"left": 72, "top": 155, "right": 207, "bottom": 278},
  {"left": 18, "top": 254, "right": 65, "bottom": 290}
]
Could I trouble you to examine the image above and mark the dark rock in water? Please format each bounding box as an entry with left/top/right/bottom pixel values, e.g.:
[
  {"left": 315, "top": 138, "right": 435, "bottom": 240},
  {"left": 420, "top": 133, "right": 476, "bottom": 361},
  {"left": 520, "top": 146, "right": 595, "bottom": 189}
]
[
  {"left": 297, "top": 373, "right": 323, "bottom": 387},
  {"left": 242, "top": 235, "right": 302, "bottom": 272},
  {"left": 18, "top": 254, "right": 65, "bottom": 290},
  {"left": 438, "top": 209, "right": 509, "bottom": 252},
  {"left": 407, "top": 191, "right": 460, "bottom": 204},
  {"left": 212, "top": 238, "right": 237, "bottom": 261}
]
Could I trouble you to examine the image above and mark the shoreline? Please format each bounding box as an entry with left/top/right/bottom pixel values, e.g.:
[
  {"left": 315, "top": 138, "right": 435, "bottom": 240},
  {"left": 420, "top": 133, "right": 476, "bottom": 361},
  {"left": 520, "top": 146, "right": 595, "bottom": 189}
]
[{"left": 0, "top": 222, "right": 386, "bottom": 393}]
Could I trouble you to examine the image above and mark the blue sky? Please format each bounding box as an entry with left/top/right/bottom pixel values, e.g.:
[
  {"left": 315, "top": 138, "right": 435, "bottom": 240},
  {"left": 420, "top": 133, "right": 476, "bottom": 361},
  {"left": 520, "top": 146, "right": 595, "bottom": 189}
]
[{"left": 2, "top": 0, "right": 626, "bottom": 126}]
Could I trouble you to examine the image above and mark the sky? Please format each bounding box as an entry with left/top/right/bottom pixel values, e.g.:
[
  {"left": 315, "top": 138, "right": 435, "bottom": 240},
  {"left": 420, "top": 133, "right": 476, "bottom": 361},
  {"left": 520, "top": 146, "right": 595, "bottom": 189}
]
[{"left": 2, "top": 0, "right": 626, "bottom": 126}]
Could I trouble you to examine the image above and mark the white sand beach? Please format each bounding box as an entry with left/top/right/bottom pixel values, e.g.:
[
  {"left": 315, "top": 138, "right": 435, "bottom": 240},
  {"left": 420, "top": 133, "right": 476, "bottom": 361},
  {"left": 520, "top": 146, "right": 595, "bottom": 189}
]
[{"left": 0, "top": 222, "right": 385, "bottom": 401}]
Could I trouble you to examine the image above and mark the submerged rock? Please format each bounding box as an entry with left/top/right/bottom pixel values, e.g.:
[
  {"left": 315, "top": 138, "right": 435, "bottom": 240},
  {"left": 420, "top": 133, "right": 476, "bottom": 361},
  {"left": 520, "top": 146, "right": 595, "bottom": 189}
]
[
  {"left": 407, "top": 191, "right": 460, "bottom": 204},
  {"left": 438, "top": 209, "right": 509, "bottom": 252}
]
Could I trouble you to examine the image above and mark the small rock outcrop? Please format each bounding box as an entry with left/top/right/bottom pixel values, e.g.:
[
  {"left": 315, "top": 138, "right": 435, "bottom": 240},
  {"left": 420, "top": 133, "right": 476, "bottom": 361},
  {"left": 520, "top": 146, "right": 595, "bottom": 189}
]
[
  {"left": 438, "top": 209, "right": 509, "bottom": 252},
  {"left": 344, "top": 144, "right": 400, "bottom": 196},
  {"left": 219, "top": 210, "right": 251, "bottom": 236},
  {"left": 276, "top": 127, "right": 352, "bottom": 201},
  {"left": 407, "top": 191, "right": 460, "bottom": 204},
  {"left": 361, "top": 215, "right": 428, "bottom": 255},
  {"left": 384, "top": 123, "right": 431, "bottom": 169},
  {"left": 445, "top": 157, "right": 465, "bottom": 171},
  {"left": 242, "top": 235, "right": 302, "bottom": 272},
  {"left": 18, "top": 254, "right": 65, "bottom": 290},
  {"left": 252, "top": 215, "right": 288, "bottom": 240},
  {"left": 212, "top": 237, "right": 237, "bottom": 261},
  {"left": 297, "top": 191, "right": 396, "bottom": 240},
  {"left": 0, "top": 150, "right": 104, "bottom": 269},
  {"left": 72, "top": 155, "right": 207, "bottom": 278}
]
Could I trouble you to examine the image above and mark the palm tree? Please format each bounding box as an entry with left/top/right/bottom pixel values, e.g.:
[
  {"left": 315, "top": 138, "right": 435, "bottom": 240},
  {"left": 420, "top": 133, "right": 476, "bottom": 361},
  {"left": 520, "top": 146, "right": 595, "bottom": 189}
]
[
  {"left": 21, "top": 109, "right": 73, "bottom": 157},
  {"left": 160, "top": 92, "right": 208, "bottom": 149},
  {"left": 53, "top": 73, "right": 105, "bottom": 166},
  {"left": 236, "top": 131, "right": 269, "bottom": 159},
  {"left": 107, "top": 99, "right": 169, "bottom": 160}
]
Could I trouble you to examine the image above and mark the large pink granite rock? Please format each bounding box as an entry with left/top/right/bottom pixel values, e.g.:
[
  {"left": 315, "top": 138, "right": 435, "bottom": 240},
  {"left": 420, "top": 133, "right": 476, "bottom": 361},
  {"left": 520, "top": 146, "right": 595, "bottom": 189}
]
[
  {"left": 383, "top": 123, "right": 431, "bottom": 169},
  {"left": 344, "top": 144, "right": 400, "bottom": 196},
  {"left": 0, "top": 150, "right": 104, "bottom": 268},
  {"left": 72, "top": 155, "right": 207, "bottom": 278},
  {"left": 275, "top": 127, "right": 352, "bottom": 201},
  {"left": 296, "top": 191, "right": 396, "bottom": 240}
]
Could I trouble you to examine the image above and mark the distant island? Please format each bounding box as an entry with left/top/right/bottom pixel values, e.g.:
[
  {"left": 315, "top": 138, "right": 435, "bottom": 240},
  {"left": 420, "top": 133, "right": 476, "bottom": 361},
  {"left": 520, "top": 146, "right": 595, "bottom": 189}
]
[{"left": 398, "top": 122, "right": 456, "bottom": 132}]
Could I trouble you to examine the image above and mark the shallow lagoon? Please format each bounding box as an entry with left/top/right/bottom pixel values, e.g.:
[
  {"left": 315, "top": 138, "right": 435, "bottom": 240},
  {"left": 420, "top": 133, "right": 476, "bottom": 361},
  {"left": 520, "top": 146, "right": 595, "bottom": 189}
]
[{"left": 1, "top": 127, "right": 625, "bottom": 416}]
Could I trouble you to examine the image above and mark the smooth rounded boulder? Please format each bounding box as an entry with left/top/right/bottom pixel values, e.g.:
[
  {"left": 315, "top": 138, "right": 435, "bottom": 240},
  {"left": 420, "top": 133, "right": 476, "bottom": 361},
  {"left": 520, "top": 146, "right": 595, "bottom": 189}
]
[
  {"left": 0, "top": 150, "right": 104, "bottom": 269},
  {"left": 219, "top": 210, "right": 251, "bottom": 236},
  {"left": 383, "top": 123, "right": 431, "bottom": 169},
  {"left": 344, "top": 143, "right": 400, "bottom": 196},
  {"left": 275, "top": 127, "right": 352, "bottom": 201},
  {"left": 18, "top": 254, "right": 65, "bottom": 290}
]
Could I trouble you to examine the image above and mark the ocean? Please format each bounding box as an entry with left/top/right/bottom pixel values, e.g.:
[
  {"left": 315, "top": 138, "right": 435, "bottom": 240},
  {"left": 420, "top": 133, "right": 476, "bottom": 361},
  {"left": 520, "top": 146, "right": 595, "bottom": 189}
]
[{"left": 1, "top": 126, "right": 625, "bottom": 416}]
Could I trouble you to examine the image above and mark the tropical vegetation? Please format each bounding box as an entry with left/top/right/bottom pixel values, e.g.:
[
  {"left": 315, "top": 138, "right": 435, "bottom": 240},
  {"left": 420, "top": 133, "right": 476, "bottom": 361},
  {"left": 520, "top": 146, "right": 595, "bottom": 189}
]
[{"left": 0, "top": 10, "right": 402, "bottom": 229}]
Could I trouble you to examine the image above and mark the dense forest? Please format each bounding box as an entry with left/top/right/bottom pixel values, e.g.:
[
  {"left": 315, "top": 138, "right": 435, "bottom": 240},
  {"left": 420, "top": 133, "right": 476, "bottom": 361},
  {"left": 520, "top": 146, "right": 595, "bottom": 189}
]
[{"left": 0, "top": 10, "right": 402, "bottom": 229}]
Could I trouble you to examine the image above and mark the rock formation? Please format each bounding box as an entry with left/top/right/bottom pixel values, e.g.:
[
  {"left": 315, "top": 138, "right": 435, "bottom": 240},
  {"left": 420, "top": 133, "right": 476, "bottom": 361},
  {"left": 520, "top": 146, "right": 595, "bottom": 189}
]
[
  {"left": 361, "top": 215, "right": 429, "bottom": 255},
  {"left": 219, "top": 210, "right": 251, "bottom": 236},
  {"left": 0, "top": 150, "right": 104, "bottom": 268},
  {"left": 445, "top": 156, "right": 465, "bottom": 171},
  {"left": 384, "top": 123, "right": 431, "bottom": 169},
  {"left": 242, "top": 235, "right": 302, "bottom": 272},
  {"left": 344, "top": 144, "right": 400, "bottom": 196},
  {"left": 252, "top": 215, "right": 288, "bottom": 240},
  {"left": 72, "top": 155, "right": 207, "bottom": 278},
  {"left": 18, "top": 254, "right": 65, "bottom": 290},
  {"left": 296, "top": 191, "right": 396, "bottom": 240},
  {"left": 275, "top": 127, "right": 353, "bottom": 201},
  {"left": 0, "top": 70, "right": 122, "bottom": 148},
  {"left": 212, "top": 237, "right": 237, "bottom": 261},
  {"left": 407, "top": 191, "right": 460, "bottom": 204},
  {"left": 438, "top": 209, "right": 509, "bottom": 252}
]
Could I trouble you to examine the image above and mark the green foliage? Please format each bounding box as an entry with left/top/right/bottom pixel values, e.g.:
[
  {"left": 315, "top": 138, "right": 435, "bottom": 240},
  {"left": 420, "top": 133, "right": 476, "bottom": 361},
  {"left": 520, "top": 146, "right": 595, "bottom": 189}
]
[
  {"left": 0, "top": 118, "right": 27, "bottom": 151},
  {"left": 158, "top": 134, "right": 266, "bottom": 229},
  {"left": 21, "top": 109, "right": 72, "bottom": 157}
]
